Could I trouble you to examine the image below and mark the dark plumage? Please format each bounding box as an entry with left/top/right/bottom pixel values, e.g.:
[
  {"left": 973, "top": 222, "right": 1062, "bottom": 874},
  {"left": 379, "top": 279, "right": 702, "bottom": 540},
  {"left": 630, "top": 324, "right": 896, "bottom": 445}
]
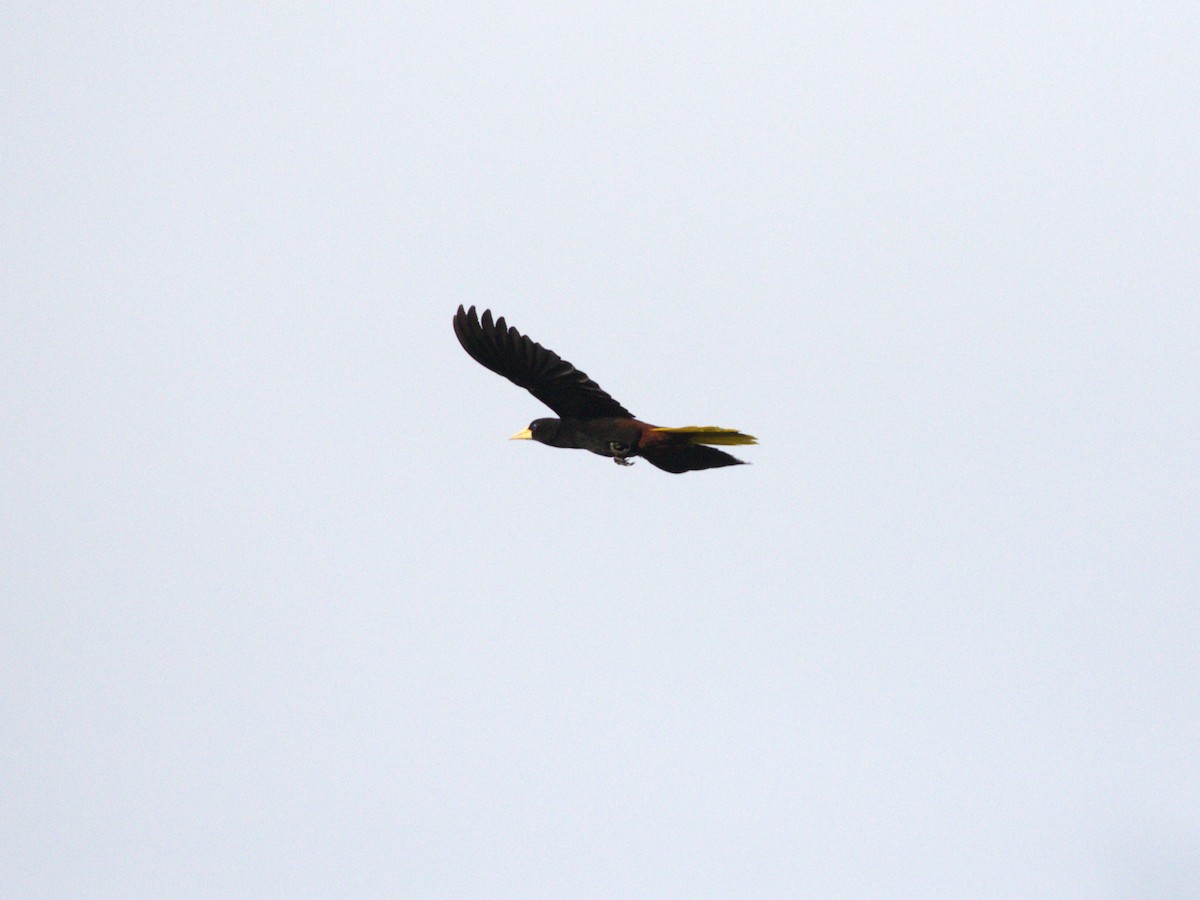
[{"left": 453, "top": 306, "right": 756, "bottom": 473}]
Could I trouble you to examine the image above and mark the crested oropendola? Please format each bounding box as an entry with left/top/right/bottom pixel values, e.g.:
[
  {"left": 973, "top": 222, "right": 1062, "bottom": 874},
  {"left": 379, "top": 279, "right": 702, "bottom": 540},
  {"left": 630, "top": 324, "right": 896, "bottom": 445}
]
[{"left": 453, "top": 305, "right": 756, "bottom": 473}]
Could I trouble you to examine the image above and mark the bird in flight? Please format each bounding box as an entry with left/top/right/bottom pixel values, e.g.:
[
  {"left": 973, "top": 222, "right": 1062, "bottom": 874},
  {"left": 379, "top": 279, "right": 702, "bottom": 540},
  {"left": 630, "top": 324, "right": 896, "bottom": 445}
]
[{"left": 453, "top": 305, "right": 756, "bottom": 473}]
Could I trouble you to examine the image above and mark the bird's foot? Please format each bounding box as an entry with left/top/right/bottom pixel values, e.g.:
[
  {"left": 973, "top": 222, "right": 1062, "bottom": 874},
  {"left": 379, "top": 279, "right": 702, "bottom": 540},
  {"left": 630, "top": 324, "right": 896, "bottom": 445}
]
[{"left": 609, "top": 441, "right": 634, "bottom": 466}]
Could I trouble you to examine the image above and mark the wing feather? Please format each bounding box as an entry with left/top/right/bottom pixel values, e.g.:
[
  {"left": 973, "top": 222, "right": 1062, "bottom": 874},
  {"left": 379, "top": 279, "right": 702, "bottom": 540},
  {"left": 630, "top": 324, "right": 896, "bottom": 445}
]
[
  {"left": 641, "top": 444, "right": 747, "bottom": 473},
  {"left": 453, "top": 306, "right": 633, "bottom": 420}
]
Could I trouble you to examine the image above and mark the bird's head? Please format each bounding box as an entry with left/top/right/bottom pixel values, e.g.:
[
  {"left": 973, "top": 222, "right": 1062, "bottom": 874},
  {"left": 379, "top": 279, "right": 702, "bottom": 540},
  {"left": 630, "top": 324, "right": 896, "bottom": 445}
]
[{"left": 509, "top": 418, "right": 562, "bottom": 446}]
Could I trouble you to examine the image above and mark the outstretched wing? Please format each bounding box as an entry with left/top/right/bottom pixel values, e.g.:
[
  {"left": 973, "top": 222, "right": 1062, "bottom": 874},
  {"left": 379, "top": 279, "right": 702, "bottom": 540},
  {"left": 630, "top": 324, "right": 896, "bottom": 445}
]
[
  {"left": 453, "top": 305, "right": 633, "bottom": 420},
  {"left": 640, "top": 444, "right": 747, "bottom": 473}
]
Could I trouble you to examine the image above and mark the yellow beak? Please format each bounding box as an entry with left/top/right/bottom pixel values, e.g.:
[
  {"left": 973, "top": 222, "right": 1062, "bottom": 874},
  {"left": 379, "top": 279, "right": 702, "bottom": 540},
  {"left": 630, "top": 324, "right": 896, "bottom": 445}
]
[{"left": 509, "top": 428, "right": 533, "bottom": 441}]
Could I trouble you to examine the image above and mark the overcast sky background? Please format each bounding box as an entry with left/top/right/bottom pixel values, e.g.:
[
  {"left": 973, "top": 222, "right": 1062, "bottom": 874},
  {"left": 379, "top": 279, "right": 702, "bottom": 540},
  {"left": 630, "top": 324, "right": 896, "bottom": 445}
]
[{"left": 4, "top": 4, "right": 1198, "bottom": 897}]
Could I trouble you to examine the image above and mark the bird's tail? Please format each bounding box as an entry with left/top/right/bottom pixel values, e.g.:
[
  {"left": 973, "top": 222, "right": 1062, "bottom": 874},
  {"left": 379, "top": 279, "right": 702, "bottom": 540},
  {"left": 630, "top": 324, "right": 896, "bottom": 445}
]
[{"left": 651, "top": 426, "right": 758, "bottom": 446}]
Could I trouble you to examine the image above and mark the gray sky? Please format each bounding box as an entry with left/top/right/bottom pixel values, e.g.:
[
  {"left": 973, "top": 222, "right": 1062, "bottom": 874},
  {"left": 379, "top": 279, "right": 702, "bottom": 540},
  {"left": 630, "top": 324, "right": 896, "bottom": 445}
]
[{"left": 4, "top": 4, "right": 1198, "bottom": 897}]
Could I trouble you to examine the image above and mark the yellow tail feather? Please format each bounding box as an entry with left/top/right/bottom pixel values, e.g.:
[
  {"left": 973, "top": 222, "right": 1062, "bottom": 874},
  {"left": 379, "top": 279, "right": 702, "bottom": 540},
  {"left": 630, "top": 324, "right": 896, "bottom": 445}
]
[{"left": 652, "top": 426, "right": 758, "bottom": 446}]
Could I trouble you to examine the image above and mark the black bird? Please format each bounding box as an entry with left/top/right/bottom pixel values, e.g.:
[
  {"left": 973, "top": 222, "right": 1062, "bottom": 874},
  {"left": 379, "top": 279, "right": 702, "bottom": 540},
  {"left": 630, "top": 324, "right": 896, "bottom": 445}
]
[{"left": 453, "top": 306, "right": 756, "bottom": 473}]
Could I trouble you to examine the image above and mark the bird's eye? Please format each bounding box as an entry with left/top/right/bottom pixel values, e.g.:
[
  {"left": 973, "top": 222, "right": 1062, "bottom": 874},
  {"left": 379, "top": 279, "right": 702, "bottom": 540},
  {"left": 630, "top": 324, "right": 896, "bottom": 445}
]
[{"left": 529, "top": 422, "right": 539, "bottom": 432}]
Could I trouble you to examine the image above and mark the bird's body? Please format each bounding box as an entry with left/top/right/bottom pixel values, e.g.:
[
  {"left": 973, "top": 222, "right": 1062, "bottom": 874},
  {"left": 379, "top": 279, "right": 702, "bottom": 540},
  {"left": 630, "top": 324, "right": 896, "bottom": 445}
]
[{"left": 453, "top": 306, "right": 755, "bottom": 473}]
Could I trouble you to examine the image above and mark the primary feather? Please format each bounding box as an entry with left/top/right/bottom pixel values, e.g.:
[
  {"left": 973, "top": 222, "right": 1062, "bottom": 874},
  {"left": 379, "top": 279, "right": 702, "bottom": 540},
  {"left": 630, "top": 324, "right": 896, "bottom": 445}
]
[{"left": 453, "top": 306, "right": 633, "bottom": 420}]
